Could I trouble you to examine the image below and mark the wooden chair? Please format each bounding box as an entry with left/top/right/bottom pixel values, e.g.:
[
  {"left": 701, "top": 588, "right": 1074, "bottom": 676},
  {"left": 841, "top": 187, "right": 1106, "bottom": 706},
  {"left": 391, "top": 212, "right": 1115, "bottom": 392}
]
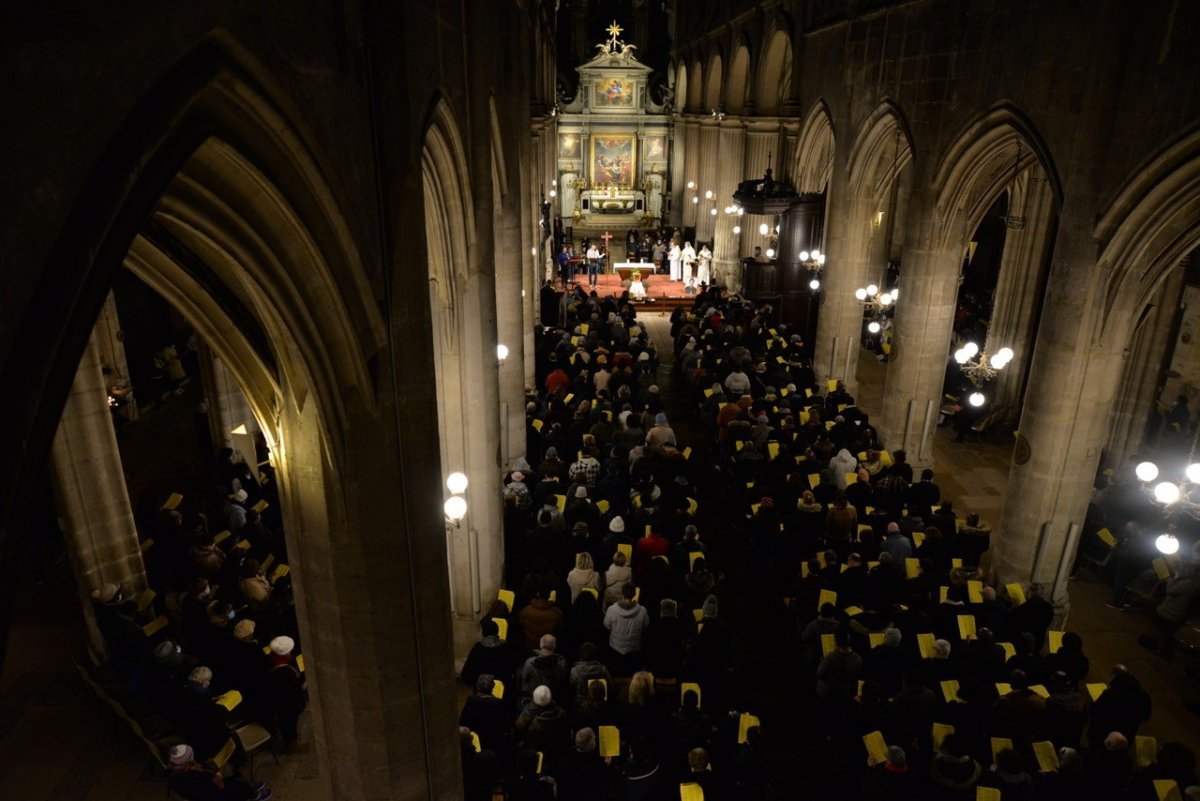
[{"left": 230, "top": 721, "right": 278, "bottom": 779}]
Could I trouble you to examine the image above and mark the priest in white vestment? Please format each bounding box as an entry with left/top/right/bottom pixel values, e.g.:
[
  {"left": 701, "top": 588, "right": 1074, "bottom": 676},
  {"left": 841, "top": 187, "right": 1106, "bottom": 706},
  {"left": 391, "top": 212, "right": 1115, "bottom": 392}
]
[
  {"left": 681, "top": 242, "right": 697, "bottom": 283},
  {"left": 668, "top": 243, "right": 682, "bottom": 281},
  {"left": 696, "top": 244, "right": 712, "bottom": 285}
]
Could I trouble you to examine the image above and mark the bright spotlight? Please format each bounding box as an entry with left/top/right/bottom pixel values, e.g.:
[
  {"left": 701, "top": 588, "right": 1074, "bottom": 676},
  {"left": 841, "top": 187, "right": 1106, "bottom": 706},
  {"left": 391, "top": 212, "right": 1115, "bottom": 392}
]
[
  {"left": 968, "top": 392, "right": 986, "bottom": 407},
  {"left": 1135, "top": 461, "right": 1159, "bottom": 482},
  {"left": 446, "top": 472, "right": 469, "bottom": 494},
  {"left": 1154, "top": 481, "right": 1181, "bottom": 504}
]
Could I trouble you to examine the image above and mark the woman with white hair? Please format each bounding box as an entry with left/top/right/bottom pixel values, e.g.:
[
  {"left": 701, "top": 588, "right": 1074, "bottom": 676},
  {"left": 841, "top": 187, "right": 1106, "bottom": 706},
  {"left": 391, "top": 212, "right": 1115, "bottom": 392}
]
[
  {"left": 567, "top": 551, "right": 603, "bottom": 601},
  {"left": 166, "top": 743, "right": 271, "bottom": 800}
]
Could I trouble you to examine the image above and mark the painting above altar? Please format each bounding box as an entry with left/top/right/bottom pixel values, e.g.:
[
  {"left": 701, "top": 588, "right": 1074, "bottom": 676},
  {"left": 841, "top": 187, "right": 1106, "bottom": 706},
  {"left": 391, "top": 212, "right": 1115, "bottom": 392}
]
[
  {"left": 591, "top": 135, "right": 635, "bottom": 187},
  {"left": 594, "top": 77, "right": 635, "bottom": 108}
]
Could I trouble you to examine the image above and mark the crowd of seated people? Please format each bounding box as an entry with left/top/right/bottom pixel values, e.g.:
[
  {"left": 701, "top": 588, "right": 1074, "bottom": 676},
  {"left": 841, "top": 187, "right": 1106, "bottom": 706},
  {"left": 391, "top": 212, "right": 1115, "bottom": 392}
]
[
  {"left": 460, "top": 283, "right": 1200, "bottom": 800},
  {"left": 85, "top": 446, "right": 308, "bottom": 800}
]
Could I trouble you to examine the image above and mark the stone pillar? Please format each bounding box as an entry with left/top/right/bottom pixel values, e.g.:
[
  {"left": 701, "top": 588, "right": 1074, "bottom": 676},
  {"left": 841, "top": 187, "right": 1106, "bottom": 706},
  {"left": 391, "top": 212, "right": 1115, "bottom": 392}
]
[
  {"left": 712, "top": 120, "right": 746, "bottom": 291},
  {"left": 877, "top": 191, "right": 961, "bottom": 464},
  {"left": 50, "top": 329, "right": 148, "bottom": 660},
  {"left": 199, "top": 343, "right": 259, "bottom": 454},
  {"left": 813, "top": 188, "right": 876, "bottom": 395},
  {"left": 668, "top": 118, "right": 685, "bottom": 227},
  {"left": 994, "top": 263, "right": 1130, "bottom": 601},
  {"left": 1105, "top": 263, "right": 1186, "bottom": 466},
  {"left": 984, "top": 171, "right": 1057, "bottom": 419},
  {"left": 494, "top": 177, "right": 527, "bottom": 469},
  {"left": 695, "top": 121, "right": 720, "bottom": 242},
  {"left": 680, "top": 118, "right": 701, "bottom": 229},
  {"left": 93, "top": 290, "right": 137, "bottom": 420}
]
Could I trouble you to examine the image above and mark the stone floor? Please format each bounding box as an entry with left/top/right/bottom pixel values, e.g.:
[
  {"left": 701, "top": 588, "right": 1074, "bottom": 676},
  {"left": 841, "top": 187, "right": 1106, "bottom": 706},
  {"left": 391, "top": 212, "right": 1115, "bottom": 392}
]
[{"left": 1, "top": 315, "right": 1197, "bottom": 800}]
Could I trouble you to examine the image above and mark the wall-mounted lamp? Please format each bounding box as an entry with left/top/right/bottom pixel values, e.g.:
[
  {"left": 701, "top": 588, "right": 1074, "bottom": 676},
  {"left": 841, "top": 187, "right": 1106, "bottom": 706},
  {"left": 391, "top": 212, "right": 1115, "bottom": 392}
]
[{"left": 496, "top": 344, "right": 509, "bottom": 366}]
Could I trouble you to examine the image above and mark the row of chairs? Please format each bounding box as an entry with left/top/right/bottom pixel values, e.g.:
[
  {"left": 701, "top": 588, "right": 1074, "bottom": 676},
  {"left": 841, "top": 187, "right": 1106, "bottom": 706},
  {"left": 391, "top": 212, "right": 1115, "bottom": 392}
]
[{"left": 75, "top": 662, "right": 277, "bottom": 798}]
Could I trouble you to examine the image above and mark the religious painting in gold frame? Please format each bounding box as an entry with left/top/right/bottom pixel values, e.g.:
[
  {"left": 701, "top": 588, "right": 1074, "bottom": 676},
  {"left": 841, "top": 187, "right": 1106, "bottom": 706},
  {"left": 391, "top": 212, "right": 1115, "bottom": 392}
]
[
  {"left": 590, "top": 134, "right": 636, "bottom": 187},
  {"left": 593, "top": 77, "right": 636, "bottom": 108}
]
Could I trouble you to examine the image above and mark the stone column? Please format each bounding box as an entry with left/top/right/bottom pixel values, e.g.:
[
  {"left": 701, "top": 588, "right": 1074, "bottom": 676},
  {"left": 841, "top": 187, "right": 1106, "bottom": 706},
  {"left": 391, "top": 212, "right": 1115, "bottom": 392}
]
[
  {"left": 994, "top": 261, "right": 1131, "bottom": 603},
  {"left": 695, "top": 121, "right": 720, "bottom": 242},
  {"left": 494, "top": 173, "right": 527, "bottom": 469},
  {"left": 668, "top": 118, "right": 685, "bottom": 227},
  {"left": 50, "top": 329, "right": 148, "bottom": 660},
  {"left": 1105, "top": 263, "right": 1186, "bottom": 466},
  {"left": 93, "top": 290, "right": 137, "bottom": 420},
  {"left": 712, "top": 120, "right": 746, "bottom": 291},
  {"left": 813, "top": 187, "right": 876, "bottom": 395},
  {"left": 680, "top": 118, "right": 701, "bottom": 229},
  {"left": 984, "top": 170, "right": 1057, "bottom": 420},
  {"left": 199, "top": 343, "right": 259, "bottom": 454},
  {"left": 877, "top": 191, "right": 961, "bottom": 464}
]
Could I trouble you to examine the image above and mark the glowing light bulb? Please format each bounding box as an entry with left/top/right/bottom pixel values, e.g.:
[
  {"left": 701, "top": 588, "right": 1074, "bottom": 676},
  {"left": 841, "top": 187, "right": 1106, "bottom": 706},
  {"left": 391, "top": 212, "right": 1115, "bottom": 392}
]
[
  {"left": 1187, "top": 463, "right": 1200, "bottom": 483},
  {"left": 889, "top": 286, "right": 897, "bottom": 299},
  {"left": 759, "top": 223, "right": 769, "bottom": 235},
  {"left": 1156, "top": 533, "right": 1180, "bottom": 555},
  {"left": 962, "top": 342, "right": 979, "bottom": 359},
  {"left": 866, "top": 284, "right": 878, "bottom": 296},
  {"left": 692, "top": 196, "right": 699, "bottom": 204},
  {"left": 954, "top": 349, "right": 968, "bottom": 365},
  {"left": 444, "top": 495, "right": 467, "bottom": 521},
  {"left": 968, "top": 392, "right": 986, "bottom": 407},
  {"left": 765, "top": 248, "right": 775, "bottom": 258},
  {"left": 704, "top": 190, "right": 713, "bottom": 199},
  {"left": 1135, "top": 461, "right": 1159, "bottom": 482},
  {"left": 732, "top": 225, "right": 741, "bottom": 234},
  {"left": 879, "top": 293, "right": 892, "bottom": 305},
  {"left": 996, "top": 346, "right": 1014, "bottom": 364},
  {"left": 549, "top": 189, "right": 557, "bottom": 197},
  {"left": 1154, "top": 481, "right": 1181, "bottom": 504},
  {"left": 687, "top": 180, "right": 695, "bottom": 189},
  {"left": 799, "top": 251, "right": 810, "bottom": 261},
  {"left": 710, "top": 208, "right": 717, "bottom": 215},
  {"left": 867, "top": 321, "right": 882, "bottom": 334},
  {"left": 809, "top": 278, "right": 821, "bottom": 290},
  {"left": 496, "top": 344, "right": 509, "bottom": 362},
  {"left": 446, "top": 472, "right": 469, "bottom": 494},
  {"left": 855, "top": 288, "right": 868, "bottom": 301}
]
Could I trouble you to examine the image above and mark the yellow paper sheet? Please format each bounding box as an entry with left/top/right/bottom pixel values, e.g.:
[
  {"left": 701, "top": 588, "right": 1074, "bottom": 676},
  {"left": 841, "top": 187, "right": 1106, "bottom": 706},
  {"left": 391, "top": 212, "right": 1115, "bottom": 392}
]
[
  {"left": 582, "top": 587, "right": 599, "bottom": 600},
  {"left": 990, "top": 737, "right": 1014, "bottom": 762},
  {"left": 808, "top": 473, "right": 821, "bottom": 489},
  {"left": 821, "top": 633, "right": 836, "bottom": 657},
  {"left": 683, "top": 446, "right": 693, "bottom": 460},
  {"left": 492, "top": 679, "right": 505, "bottom": 699},
  {"left": 1047, "top": 630, "right": 1064, "bottom": 653},
  {"left": 680, "top": 783, "right": 705, "bottom": 801},
  {"left": 497, "top": 589, "right": 515, "bottom": 612},
  {"left": 1029, "top": 684, "right": 1050, "bottom": 699},
  {"left": 261, "top": 553, "right": 275, "bottom": 573},
  {"left": 941, "top": 680, "right": 962, "bottom": 703},
  {"left": 913, "top": 531, "right": 925, "bottom": 547},
  {"left": 598, "top": 725, "right": 620, "bottom": 757},
  {"left": 213, "top": 738, "right": 237, "bottom": 768},
  {"left": 905, "top": 558, "right": 921, "bottom": 579},
  {"left": 471, "top": 731, "right": 481, "bottom": 753},
  {"left": 828, "top": 379, "right": 838, "bottom": 392},
  {"left": 995, "top": 683, "right": 1012, "bottom": 696},
  {"left": 1153, "top": 558, "right": 1172, "bottom": 580},
  {"left": 951, "top": 558, "right": 964, "bottom": 569},
  {"left": 215, "top": 690, "right": 243, "bottom": 711},
  {"left": 768, "top": 442, "right": 780, "bottom": 460},
  {"left": 296, "top": 654, "right": 305, "bottom": 672},
  {"left": 139, "top": 538, "right": 155, "bottom": 553},
  {"left": 162, "top": 492, "right": 183, "bottom": 511},
  {"left": 845, "top": 472, "right": 858, "bottom": 485},
  {"left": 1086, "top": 683, "right": 1107, "bottom": 702},
  {"left": 817, "top": 589, "right": 837, "bottom": 611},
  {"left": 213, "top": 530, "right": 232, "bottom": 546},
  {"left": 1096, "top": 527, "right": 1117, "bottom": 547},
  {"left": 939, "top": 586, "right": 949, "bottom": 603},
  {"left": 142, "top": 616, "right": 168, "bottom": 637},
  {"left": 862, "top": 731, "right": 888, "bottom": 764},
  {"left": 917, "top": 633, "right": 936, "bottom": 659},
  {"left": 530, "top": 418, "right": 544, "bottom": 432},
  {"left": 999, "top": 642, "right": 1016, "bottom": 661},
  {"left": 681, "top": 682, "right": 702, "bottom": 709},
  {"left": 958, "top": 615, "right": 978, "bottom": 640},
  {"left": 868, "top": 632, "right": 885, "bottom": 649},
  {"left": 1032, "top": 741, "right": 1059, "bottom": 772},
  {"left": 250, "top": 499, "right": 268, "bottom": 514},
  {"left": 977, "top": 788, "right": 1001, "bottom": 801},
  {"left": 492, "top": 618, "right": 508, "bottom": 641},
  {"left": 845, "top": 606, "right": 863, "bottom": 617},
  {"left": 1136, "top": 735, "right": 1158, "bottom": 767},
  {"left": 536, "top": 751, "right": 544, "bottom": 774},
  {"left": 932, "top": 722, "right": 955, "bottom": 748},
  {"left": 967, "top": 581, "right": 984, "bottom": 603},
  {"left": 617, "top": 543, "right": 633, "bottom": 563},
  {"left": 737, "top": 713, "right": 761, "bottom": 744},
  {"left": 1006, "top": 583, "right": 1026, "bottom": 606},
  {"left": 1154, "top": 779, "right": 1182, "bottom": 801}
]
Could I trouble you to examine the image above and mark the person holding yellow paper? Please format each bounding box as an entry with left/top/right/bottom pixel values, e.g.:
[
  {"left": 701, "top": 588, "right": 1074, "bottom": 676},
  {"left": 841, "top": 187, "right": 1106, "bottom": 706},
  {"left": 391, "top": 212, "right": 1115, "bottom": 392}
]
[
  {"left": 816, "top": 628, "right": 862, "bottom": 703},
  {"left": 978, "top": 748, "right": 1036, "bottom": 799}
]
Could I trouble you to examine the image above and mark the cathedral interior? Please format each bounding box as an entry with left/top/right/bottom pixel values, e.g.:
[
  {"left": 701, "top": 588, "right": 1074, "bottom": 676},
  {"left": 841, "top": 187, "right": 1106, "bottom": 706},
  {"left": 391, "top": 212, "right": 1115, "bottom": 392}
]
[{"left": 3, "top": 1, "right": 1200, "bottom": 799}]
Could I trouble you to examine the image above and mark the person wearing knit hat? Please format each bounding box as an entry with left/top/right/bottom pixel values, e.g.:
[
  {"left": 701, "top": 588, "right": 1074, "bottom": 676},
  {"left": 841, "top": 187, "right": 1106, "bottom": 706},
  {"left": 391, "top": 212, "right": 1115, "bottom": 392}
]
[
  {"left": 264, "top": 635, "right": 309, "bottom": 753},
  {"left": 166, "top": 742, "right": 271, "bottom": 800},
  {"left": 701, "top": 594, "right": 719, "bottom": 619},
  {"left": 609, "top": 516, "right": 626, "bottom": 534},
  {"left": 269, "top": 635, "right": 294, "bottom": 656}
]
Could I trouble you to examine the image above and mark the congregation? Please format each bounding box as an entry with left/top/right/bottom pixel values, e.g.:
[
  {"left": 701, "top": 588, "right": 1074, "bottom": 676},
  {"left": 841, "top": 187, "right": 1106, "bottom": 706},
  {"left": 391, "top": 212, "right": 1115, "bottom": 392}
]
[
  {"left": 457, "top": 281, "right": 1200, "bottom": 800},
  {"left": 84, "top": 444, "right": 309, "bottom": 801}
]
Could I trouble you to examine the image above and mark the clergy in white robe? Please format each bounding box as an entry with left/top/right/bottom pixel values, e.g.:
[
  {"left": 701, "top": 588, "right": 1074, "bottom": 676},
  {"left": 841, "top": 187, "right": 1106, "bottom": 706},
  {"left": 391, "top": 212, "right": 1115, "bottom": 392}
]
[
  {"left": 696, "top": 245, "right": 712, "bottom": 285},
  {"left": 681, "top": 242, "right": 697, "bottom": 283},
  {"left": 668, "top": 244, "right": 682, "bottom": 281}
]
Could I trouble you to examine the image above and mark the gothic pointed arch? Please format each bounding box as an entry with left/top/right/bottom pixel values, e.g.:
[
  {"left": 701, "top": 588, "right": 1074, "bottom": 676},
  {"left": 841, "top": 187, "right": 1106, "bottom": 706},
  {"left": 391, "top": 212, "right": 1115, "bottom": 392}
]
[
  {"left": 1094, "top": 123, "right": 1200, "bottom": 334},
  {"left": 792, "top": 99, "right": 836, "bottom": 194},
  {"left": 932, "top": 102, "right": 1062, "bottom": 251},
  {"left": 847, "top": 100, "right": 915, "bottom": 203},
  {"left": 704, "top": 49, "right": 724, "bottom": 111},
  {"left": 726, "top": 43, "right": 751, "bottom": 114},
  {"left": 687, "top": 58, "right": 704, "bottom": 112},
  {"left": 755, "top": 28, "right": 792, "bottom": 114}
]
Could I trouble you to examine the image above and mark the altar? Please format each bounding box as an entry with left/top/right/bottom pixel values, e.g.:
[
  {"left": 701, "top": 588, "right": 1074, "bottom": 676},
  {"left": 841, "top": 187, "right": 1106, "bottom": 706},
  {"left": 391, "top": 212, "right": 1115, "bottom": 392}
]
[{"left": 614, "top": 262, "right": 658, "bottom": 281}]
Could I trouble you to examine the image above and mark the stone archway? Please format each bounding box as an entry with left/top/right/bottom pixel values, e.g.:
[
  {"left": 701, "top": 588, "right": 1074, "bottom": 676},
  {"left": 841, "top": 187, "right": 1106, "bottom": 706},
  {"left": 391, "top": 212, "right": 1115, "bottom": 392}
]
[
  {"left": 726, "top": 44, "right": 751, "bottom": 115},
  {"left": 0, "top": 40, "right": 460, "bottom": 800},
  {"left": 704, "top": 51, "right": 724, "bottom": 112},
  {"left": 755, "top": 29, "right": 792, "bottom": 115},
  {"left": 878, "top": 104, "right": 1059, "bottom": 464}
]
